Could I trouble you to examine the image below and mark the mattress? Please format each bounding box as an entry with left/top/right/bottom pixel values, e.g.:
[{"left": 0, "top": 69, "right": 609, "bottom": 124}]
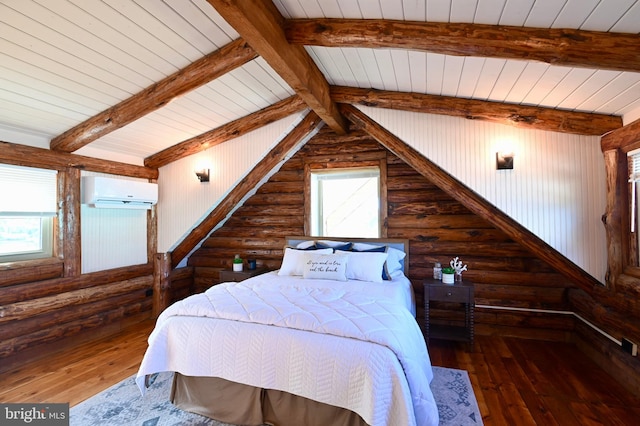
[{"left": 136, "top": 270, "right": 437, "bottom": 426}]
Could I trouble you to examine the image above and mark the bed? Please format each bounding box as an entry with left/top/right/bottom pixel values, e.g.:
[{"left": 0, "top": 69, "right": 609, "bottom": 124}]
[{"left": 135, "top": 236, "right": 439, "bottom": 426}]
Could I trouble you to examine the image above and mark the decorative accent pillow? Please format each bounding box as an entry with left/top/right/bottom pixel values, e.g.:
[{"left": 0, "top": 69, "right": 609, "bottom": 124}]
[
  {"left": 335, "top": 250, "right": 388, "bottom": 283},
  {"left": 316, "top": 240, "right": 353, "bottom": 252},
  {"left": 302, "top": 253, "right": 348, "bottom": 281},
  {"left": 351, "top": 242, "right": 385, "bottom": 252},
  {"left": 383, "top": 247, "right": 406, "bottom": 279},
  {"left": 278, "top": 247, "right": 333, "bottom": 276},
  {"left": 295, "top": 240, "right": 317, "bottom": 250}
]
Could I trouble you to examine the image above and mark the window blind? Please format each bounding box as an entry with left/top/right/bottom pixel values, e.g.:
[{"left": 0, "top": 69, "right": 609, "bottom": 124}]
[
  {"left": 628, "top": 150, "right": 640, "bottom": 232},
  {"left": 0, "top": 164, "right": 58, "bottom": 216}
]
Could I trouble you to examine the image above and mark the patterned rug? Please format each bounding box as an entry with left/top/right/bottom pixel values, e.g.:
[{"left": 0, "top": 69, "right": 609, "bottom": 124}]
[{"left": 70, "top": 367, "right": 482, "bottom": 425}]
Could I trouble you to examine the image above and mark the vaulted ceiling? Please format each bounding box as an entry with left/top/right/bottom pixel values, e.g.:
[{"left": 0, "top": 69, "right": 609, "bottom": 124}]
[{"left": 1, "top": 0, "right": 639, "bottom": 167}]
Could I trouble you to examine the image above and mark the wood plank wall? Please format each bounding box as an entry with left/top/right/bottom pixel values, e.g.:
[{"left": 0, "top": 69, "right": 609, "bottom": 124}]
[{"left": 188, "top": 128, "right": 575, "bottom": 339}]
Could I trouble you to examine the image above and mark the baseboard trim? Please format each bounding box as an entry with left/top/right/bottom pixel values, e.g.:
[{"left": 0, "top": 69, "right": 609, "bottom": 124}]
[{"left": 475, "top": 304, "right": 622, "bottom": 346}]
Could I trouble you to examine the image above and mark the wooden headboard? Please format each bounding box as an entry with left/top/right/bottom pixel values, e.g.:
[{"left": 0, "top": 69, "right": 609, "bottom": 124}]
[{"left": 285, "top": 236, "right": 410, "bottom": 274}]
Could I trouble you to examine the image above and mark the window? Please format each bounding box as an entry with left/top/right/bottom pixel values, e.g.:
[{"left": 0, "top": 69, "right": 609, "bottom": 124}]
[
  {"left": 629, "top": 149, "right": 640, "bottom": 265},
  {"left": 0, "top": 165, "right": 57, "bottom": 262},
  {"left": 310, "top": 167, "right": 381, "bottom": 237}
]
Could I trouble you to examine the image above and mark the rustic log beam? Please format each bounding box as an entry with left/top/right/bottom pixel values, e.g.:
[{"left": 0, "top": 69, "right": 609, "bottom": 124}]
[
  {"left": 50, "top": 39, "right": 258, "bottom": 153},
  {"left": 332, "top": 86, "right": 621, "bottom": 136},
  {"left": 601, "top": 117, "right": 640, "bottom": 152},
  {"left": 0, "top": 276, "right": 152, "bottom": 323},
  {"left": 568, "top": 288, "right": 640, "bottom": 342},
  {"left": 0, "top": 299, "right": 151, "bottom": 359},
  {"left": 286, "top": 19, "right": 640, "bottom": 73},
  {"left": 340, "top": 103, "right": 603, "bottom": 292},
  {"left": 170, "top": 111, "right": 324, "bottom": 268},
  {"left": 207, "top": 0, "right": 347, "bottom": 135},
  {"left": 60, "top": 168, "right": 81, "bottom": 277},
  {"left": 144, "top": 96, "right": 307, "bottom": 168},
  {"left": 602, "top": 149, "right": 627, "bottom": 288},
  {"left": 0, "top": 291, "right": 148, "bottom": 341},
  {"left": 0, "top": 258, "right": 63, "bottom": 288},
  {"left": 153, "top": 253, "right": 171, "bottom": 318},
  {"left": 0, "top": 264, "right": 152, "bottom": 305},
  {"left": 0, "top": 141, "right": 158, "bottom": 179}
]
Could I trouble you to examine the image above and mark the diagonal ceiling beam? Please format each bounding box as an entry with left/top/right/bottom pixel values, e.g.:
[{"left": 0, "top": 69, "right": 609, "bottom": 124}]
[
  {"left": 207, "top": 0, "right": 347, "bottom": 135},
  {"left": 286, "top": 19, "right": 640, "bottom": 73},
  {"left": 331, "top": 86, "right": 622, "bottom": 136},
  {"left": 144, "top": 95, "right": 307, "bottom": 169},
  {"left": 340, "top": 103, "right": 602, "bottom": 293},
  {"left": 50, "top": 39, "right": 258, "bottom": 153},
  {"left": 170, "top": 110, "right": 324, "bottom": 268}
]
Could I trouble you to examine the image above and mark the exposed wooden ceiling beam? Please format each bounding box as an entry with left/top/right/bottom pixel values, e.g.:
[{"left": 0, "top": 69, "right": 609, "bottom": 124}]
[
  {"left": 50, "top": 39, "right": 258, "bottom": 153},
  {"left": 601, "top": 117, "right": 640, "bottom": 152},
  {"left": 170, "top": 111, "right": 325, "bottom": 268},
  {"left": 207, "top": 0, "right": 347, "bottom": 135},
  {"left": 144, "top": 96, "right": 307, "bottom": 169},
  {"left": 331, "top": 86, "right": 622, "bottom": 136},
  {"left": 340, "top": 103, "right": 602, "bottom": 292},
  {"left": 0, "top": 141, "right": 157, "bottom": 180},
  {"left": 286, "top": 19, "right": 640, "bottom": 73}
]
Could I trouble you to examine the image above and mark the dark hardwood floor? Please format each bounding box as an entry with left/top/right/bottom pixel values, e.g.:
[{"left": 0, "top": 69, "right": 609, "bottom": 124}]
[{"left": 1, "top": 318, "right": 639, "bottom": 425}]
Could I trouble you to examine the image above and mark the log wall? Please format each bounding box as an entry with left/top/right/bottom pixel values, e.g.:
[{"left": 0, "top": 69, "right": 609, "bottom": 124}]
[
  {"left": 0, "top": 142, "right": 157, "bottom": 372},
  {"left": 189, "top": 128, "right": 575, "bottom": 338}
]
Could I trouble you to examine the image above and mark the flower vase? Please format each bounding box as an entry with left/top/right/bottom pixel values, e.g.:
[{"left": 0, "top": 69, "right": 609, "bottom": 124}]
[
  {"left": 455, "top": 272, "right": 463, "bottom": 282},
  {"left": 442, "top": 273, "right": 455, "bottom": 284}
]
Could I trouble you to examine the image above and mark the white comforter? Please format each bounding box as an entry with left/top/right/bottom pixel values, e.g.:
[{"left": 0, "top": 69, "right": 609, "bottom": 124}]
[{"left": 136, "top": 273, "right": 439, "bottom": 426}]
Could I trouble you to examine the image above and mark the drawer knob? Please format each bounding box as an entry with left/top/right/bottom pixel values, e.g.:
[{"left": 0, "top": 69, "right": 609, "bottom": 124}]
[{"left": 447, "top": 292, "right": 452, "bottom": 296}]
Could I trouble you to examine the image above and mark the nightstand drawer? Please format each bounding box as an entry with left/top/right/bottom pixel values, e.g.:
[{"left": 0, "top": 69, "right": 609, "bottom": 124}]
[{"left": 429, "top": 285, "right": 470, "bottom": 303}]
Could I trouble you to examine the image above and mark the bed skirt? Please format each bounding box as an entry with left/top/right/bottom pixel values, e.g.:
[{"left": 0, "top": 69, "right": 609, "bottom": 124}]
[{"left": 170, "top": 373, "right": 368, "bottom": 426}]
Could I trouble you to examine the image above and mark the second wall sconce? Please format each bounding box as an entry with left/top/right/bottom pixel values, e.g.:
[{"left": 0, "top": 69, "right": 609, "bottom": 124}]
[
  {"left": 195, "top": 169, "right": 210, "bottom": 182},
  {"left": 496, "top": 152, "right": 514, "bottom": 170}
]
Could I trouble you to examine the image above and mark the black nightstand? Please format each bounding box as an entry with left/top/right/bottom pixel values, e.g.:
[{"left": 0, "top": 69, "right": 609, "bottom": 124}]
[
  {"left": 219, "top": 267, "right": 270, "bottom": 283},
  {"left": 424, "top": 278, "right": 474, "bottom": 347}
]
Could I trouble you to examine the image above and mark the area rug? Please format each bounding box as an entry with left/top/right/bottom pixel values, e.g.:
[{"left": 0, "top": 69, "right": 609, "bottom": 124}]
[{"left": 70, "top": 366, "right": 482, "bottom": 425}]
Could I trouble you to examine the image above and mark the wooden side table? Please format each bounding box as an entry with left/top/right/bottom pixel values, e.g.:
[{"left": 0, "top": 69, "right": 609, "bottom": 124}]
[
  {"left": 424, "top": 278, "right": 474, "bottom": 347},
  {"left": 219, "top": 267, "right": 270, "bottom": 283}
]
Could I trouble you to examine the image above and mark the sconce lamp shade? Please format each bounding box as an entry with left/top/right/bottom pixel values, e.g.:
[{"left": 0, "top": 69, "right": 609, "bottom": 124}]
[
  {"left": 496, "top": 152, "right": 514, "bottom": 170},
  {"left": 195, "top": 169, "right": 210, "bottom": 182}
]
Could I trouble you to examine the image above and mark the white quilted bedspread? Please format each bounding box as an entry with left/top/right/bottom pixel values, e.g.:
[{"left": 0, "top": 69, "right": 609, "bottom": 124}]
[{"left": 136, "top": 277, "right": 439, "bottom": 426}]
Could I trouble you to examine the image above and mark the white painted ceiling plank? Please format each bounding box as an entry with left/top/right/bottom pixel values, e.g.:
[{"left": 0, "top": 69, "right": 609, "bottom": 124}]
[
  {"left": 474, "top": 0, "right": 507, "bottom": 24},
  {"left": 499, "top": 0, "right": 536, "bottom": 26},
  {"left": 580, "top": 0, "right": 637, "bottom": 31},
  {"left": 525, "top": 0, "right": 567, "bottom": 27},
  {"left": 441, "top": 56, "right": 466, "bottom": 97}
]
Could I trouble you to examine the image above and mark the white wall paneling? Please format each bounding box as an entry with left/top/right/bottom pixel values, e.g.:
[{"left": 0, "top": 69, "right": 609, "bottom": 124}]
[
  {"left": 80, "top": 172, "right": 149, "bottom": 273},
  {"left": 359, "top": 106, "right": 607, "bottom": 282},
  {"left": 157, "top": 114, "right": 302, "bottom": 253}
]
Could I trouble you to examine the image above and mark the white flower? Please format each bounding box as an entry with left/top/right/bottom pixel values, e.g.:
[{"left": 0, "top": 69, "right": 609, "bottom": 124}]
[{"left": 450, "top": 257, "right": 468, "bottom": 274}]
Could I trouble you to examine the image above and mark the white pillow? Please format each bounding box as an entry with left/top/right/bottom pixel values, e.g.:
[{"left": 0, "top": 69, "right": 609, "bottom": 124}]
[
  {"left": 335, "top": 250, "right": 388, "bottom": 283},
  {"left": 302, "top": 253, "right": 348, "bottom": 281},
  {"left": 385, "top": 247, "right": 406, "bottom": 275},
  {"left": 278, "top": 247, "right": 333, "bottom": 276}
]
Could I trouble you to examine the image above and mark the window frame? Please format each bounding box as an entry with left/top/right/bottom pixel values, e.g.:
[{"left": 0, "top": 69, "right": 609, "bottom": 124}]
[
  {"left": 304, "top": 159, "right": 388, "bottom": 238},
  {"left": 0, "top": 164, "right": 59, "bottom": 265},
  {"left": 0, "top": 216, "right": 54, "bottom": 262}
]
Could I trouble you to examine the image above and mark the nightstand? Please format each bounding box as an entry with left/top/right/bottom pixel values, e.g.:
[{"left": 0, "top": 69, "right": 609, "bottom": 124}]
[
  {"left": 424, "top": 278, "right": 474, "bottom": 347},
  {"left": 219, "top": 267, "right": 270, "bottom": 283}
]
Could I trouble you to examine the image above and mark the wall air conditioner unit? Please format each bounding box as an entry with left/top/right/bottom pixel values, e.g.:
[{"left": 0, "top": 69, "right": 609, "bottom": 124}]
[{"left": 82, "top": 176, "right": 158, "bottom": 210}]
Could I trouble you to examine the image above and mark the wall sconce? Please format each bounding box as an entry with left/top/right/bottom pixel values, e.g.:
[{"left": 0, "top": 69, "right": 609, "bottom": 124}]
[
  {"left": 496, "top": 152, "right": 514, "bottom": 170},
  {"left": 195, "top": 169, "right": 210, "bottom": 182}
]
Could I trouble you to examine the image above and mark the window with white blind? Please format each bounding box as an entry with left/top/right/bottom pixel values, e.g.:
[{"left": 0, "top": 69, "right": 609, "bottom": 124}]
[
  {"left": 310, "top": 167, "right": 380, "bottom": 238},
  {"left": 0, "top": 164, "right": 57, "bottom": 261},
  {"left": 628, "top": 149, "right": 640, "bottom": 264}
]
